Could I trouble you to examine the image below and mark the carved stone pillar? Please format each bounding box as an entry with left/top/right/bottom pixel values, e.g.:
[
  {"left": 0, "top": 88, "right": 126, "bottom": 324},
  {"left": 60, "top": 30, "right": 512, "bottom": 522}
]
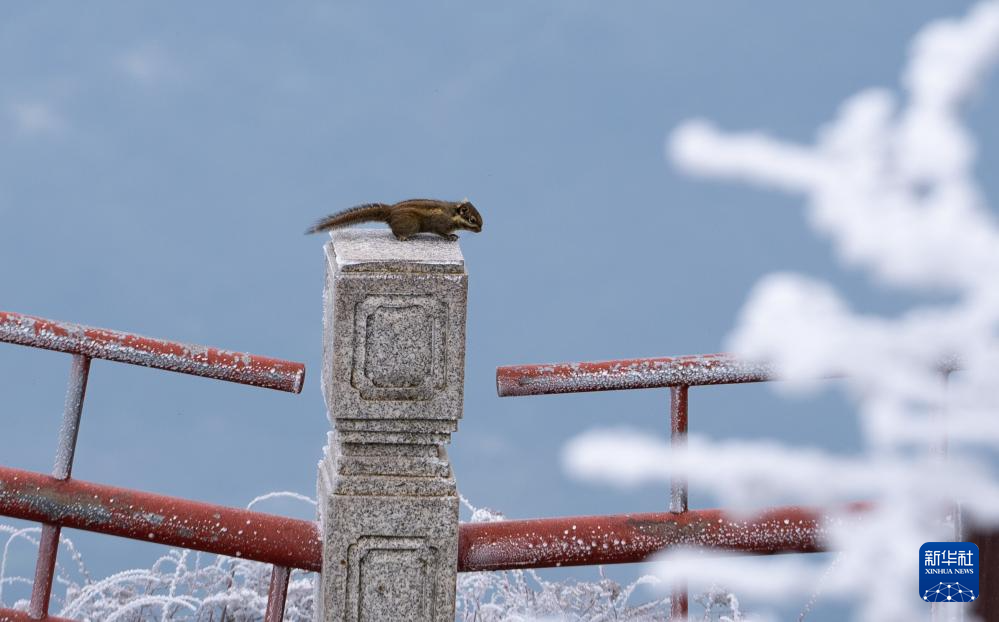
[{"left": 316, "top": 230, "right": 467, "bottom": 622}]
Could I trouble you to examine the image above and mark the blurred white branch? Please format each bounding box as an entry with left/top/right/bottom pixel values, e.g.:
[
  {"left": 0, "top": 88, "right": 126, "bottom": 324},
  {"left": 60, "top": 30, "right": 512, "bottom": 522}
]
[{"left": 567, "top": 2, "right": 999, "bottom": 620}]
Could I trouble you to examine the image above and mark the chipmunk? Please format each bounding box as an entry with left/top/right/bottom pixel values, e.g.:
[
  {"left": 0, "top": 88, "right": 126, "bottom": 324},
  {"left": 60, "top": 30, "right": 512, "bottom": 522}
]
[{"left": 305, "top": 198, "right": 483, "bottom": 241}]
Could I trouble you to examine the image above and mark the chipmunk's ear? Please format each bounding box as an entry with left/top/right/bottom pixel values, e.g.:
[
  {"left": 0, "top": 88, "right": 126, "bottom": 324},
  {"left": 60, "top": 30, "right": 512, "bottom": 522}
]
[{"left": 460, "top": 197, "right": 471, "bottom": 205}]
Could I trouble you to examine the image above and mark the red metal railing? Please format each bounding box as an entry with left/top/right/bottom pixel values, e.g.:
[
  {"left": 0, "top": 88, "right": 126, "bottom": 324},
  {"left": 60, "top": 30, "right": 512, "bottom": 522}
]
[
  {"left": 0, "top": 466, "right": 321, "bottom": 572},
  {"left": 4, "top": 310, "right": 949, "bottom": 621},
  {"left": 2, "top": 311, "right": 971, "bottom": 620},
  {"left": 0, "top": 311, "right": 305, "bottom": 393},
  {"left": 458, "top": 503, "right": 871, "bottom": 572},
  {"left": 477, "top": 354, "right": 849, "bottom": 621},
  {"left": 0, "top": 311, "right": 308, "bottom": 622},
  {"left": 488, "top": 356, "right": 999, "bottom": 621}
]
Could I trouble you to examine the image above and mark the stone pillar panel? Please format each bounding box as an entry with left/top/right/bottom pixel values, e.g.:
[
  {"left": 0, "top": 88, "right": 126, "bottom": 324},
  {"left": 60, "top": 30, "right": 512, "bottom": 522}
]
[
  {"left": 323, "top": 230, "right": 467, "bottom": 422},
  {"left": 317, "top": 459, "right": 459, "bottom": 622}
]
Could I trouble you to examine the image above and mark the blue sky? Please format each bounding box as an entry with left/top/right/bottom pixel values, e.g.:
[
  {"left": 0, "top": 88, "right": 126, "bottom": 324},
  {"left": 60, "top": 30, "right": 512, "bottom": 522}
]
[{"left": 1, "top": 1, "right": 995, "bottom": 617}]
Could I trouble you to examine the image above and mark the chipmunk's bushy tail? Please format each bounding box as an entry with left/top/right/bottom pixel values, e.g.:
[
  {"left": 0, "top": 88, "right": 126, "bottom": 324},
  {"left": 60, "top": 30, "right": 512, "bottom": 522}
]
[{"left": 305, "top": 203, "right": 391, "bottom": 234}]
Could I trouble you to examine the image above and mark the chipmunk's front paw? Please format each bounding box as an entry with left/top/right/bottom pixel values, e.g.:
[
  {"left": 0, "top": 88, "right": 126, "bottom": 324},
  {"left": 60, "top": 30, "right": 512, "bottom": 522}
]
[{"left": 445, "top": 234, "right": 459, "bottom": 241}]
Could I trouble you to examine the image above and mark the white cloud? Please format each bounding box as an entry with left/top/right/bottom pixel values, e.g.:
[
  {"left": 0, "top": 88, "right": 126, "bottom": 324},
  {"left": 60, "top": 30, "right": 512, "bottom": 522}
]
[
  {"left": 117, "top": 44, "right": 179, "bottom": 85},
  {"left": 8, "top": 101, "right": 65, "bottom": 136}
]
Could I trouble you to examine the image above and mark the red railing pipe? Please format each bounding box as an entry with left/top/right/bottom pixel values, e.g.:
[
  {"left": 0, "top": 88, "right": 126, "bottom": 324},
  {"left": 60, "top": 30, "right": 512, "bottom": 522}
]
[
  {"left": 497, "top": 354, "right": 774, "bottom": 397},
  {"left": 457, "top": 503, "right": 869, "bottom": 572},
  {"left": 0, "top": 311, "right": 305, "bottom": 393},
  {"left": 0, "top": 462, "right": 871, "bottom": 576},
  {"left": 0, "top": 465, "right": 322, "bottom": 572}
]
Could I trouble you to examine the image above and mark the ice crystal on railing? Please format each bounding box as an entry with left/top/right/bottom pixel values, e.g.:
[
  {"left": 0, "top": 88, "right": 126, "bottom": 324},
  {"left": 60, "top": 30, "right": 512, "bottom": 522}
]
[{"left": 0, "top": 496, "right": 745, "bottom": 621}]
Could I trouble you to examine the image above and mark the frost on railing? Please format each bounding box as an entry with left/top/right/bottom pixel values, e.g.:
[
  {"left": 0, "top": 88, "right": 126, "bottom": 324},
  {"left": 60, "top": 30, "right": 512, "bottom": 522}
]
[{"left": 0, "top": 497, "right": 748, "bottom": 621}]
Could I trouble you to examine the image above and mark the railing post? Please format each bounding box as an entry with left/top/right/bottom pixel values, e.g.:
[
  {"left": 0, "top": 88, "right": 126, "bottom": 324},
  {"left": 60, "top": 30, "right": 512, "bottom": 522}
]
[
  {"left": 315, "top": 230, "right": 468, "bottom": 622},
  {"left": 669, "top": 385, "right": 689, "bottom": 621}
]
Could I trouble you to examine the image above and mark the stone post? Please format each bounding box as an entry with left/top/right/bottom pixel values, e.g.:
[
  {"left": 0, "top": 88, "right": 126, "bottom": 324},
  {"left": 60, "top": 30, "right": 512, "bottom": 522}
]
[{"left": 316, "top": 230, "right": 467, "bottom": 622}]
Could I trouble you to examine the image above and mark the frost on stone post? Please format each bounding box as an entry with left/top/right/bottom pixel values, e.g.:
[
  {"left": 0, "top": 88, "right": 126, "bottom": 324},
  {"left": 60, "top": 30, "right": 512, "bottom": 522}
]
[
  {"left": 316, "top": 230, "right": 467, "bottom": 622},
  {"left": 563, "top": 2, "right": 999, "bottom": 620}
]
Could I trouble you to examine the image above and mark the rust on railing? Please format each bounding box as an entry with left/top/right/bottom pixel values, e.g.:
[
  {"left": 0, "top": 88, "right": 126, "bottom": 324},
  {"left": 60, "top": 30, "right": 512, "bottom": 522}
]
[{"left": 0, "top": 310, "right": 305, "bottom": 393}]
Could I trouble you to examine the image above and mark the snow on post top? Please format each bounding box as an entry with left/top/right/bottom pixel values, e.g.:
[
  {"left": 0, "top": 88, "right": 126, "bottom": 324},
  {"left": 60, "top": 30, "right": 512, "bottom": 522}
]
[{"left": 327, "top": 229, "right": 465, "bottom": 274}]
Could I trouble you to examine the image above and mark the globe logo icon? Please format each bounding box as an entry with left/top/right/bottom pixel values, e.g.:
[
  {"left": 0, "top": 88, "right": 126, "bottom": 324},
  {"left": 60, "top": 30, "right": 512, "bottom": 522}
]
[{"left": 923, "top": 582, "right": 976, "bottom": 602}]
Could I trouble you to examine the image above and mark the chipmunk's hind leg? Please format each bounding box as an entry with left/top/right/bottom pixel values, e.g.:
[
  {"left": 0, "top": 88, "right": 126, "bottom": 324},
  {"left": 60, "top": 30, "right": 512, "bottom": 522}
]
[{"left": 388, "top": 212, "right": 420, "bottom": 241}]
